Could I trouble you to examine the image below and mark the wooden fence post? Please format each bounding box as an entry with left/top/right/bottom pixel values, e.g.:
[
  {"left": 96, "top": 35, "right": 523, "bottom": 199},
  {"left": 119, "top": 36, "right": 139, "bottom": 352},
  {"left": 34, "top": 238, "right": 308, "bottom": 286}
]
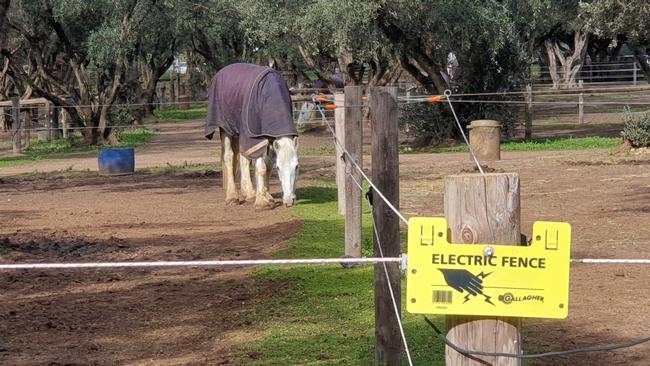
[
  {"left": 578, "top": 80, "right": 584, "bottom": 124},
  {"left": 370, "top": 86, "right": 402, "bottom": 365},
  {"left": 46, "top": 103, "right": 53, "bottom": 142},
  {"left": 344, "top": 85, "right": 363, "bottom": 258},
  {"left": 334, "top": 92, "right": 346, "bottom": 215},
  {"left": 11, "top": 96, "right": 21, "bottom": 154},
  {"left": 24, "top": 107, "right": 31, "bottom": 148},
  {"left": 61, "top": 108, "right": 69, "bottom": 139},
  {"left": 524, "top": 84, "right": 533, "bottom": 140},
  {"left": 444, "top": 173, "right": 522, "bottom": 366}
]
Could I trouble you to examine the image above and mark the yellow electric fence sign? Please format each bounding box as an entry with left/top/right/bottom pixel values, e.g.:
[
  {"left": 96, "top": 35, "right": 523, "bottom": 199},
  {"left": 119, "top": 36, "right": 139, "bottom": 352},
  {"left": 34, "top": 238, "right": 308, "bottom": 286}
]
[{"left": 406, "top": 218, "right": 571, "bottom": 319}]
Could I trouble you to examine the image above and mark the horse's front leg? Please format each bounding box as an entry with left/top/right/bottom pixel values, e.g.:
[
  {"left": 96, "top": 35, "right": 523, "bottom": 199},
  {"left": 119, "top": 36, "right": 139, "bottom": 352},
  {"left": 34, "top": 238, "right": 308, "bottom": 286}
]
[
  {"left": 239, "top": 155, "right": 256, "bottom": 202},
  {"left": 220, "top": 130, "right": 239, "bottom": 205},
  {"left": 253, "top": 156, "right": 276, "bottom": 210}
]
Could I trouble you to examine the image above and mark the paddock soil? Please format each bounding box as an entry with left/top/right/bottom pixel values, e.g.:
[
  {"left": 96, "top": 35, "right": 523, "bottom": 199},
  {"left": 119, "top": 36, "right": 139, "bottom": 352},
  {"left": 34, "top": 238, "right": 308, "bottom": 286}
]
[{"left": 1, "top": 120, "right": 649, "bottom": 365}]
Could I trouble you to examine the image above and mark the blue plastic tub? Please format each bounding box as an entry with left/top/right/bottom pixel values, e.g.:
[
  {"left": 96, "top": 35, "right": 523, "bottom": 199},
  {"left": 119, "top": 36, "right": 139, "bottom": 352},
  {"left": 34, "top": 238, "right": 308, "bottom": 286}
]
[{"left": 98, "top": 148, "right": 135, "bottom": 175}]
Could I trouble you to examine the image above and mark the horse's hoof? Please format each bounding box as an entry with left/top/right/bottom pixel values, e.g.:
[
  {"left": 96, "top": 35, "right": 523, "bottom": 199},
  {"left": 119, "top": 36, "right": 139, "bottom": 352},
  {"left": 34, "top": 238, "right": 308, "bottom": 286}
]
[
  {"left": 254, "top": 201, "right": 280, "bottom": 210},
  {"left": 226, "top": 198, "right": 241, "bottom": 206},
  {"left": 242, "top": 193, "right": 257, "bottom": 202}
]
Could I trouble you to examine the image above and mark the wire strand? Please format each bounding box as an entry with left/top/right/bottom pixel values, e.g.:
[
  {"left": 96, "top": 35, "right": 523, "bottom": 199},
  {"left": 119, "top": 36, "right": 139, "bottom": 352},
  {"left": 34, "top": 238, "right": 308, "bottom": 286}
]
[
  {"left": 312, "top": 94, "right": 409, "bottom": 225},
  {"left": 424, "top": 316, "right": 650, "bottom": 359},
  {"left": 444, "top": 90, "right": 484, "bottom": 174},
  {"left": 0, "top": 257, "right": 402, "bottom": 270},
  {"left": 368, "top": 195, "right": 415, "bottom": 366}
]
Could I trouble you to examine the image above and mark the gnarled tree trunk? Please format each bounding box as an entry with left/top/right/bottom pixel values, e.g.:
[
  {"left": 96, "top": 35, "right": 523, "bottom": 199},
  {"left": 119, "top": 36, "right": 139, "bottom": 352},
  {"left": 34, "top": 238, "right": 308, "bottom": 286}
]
[{"left": 544, "top": 31, "right": 590, "bottom": 89}]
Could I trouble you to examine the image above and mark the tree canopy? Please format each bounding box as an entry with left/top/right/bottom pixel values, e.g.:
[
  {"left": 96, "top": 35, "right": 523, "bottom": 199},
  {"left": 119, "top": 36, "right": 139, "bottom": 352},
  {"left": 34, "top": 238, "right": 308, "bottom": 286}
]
[{"left": 1, "top": 0, "right": 648, "bottom": 144}]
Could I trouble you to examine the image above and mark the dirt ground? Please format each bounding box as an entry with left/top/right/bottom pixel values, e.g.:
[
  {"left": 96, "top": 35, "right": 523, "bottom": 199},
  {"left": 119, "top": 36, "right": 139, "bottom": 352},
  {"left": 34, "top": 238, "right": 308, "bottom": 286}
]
[{"left": 1, "top": 120, "right": 649, "bottom": 365}]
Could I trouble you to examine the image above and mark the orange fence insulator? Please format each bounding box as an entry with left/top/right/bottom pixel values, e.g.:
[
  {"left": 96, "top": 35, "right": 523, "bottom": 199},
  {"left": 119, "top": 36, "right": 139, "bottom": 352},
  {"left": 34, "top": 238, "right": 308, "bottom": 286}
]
[
  {"left": 361, "top": 95, "right": 368, "bottom": 101},
  {"left": 324, "top": 104, "right": 337, "bottom": 110},
  {"left": 426, "top": 95, "right": 444, "bottom": 104},
  {"left": 316, "top": 95, "right": 331, "bottom": 103}
]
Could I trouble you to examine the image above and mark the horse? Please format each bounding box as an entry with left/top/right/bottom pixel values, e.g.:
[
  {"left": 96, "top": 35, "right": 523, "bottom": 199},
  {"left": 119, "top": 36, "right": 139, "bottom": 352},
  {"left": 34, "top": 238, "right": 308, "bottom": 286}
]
[{"left": 205, "top": 63, "right": 299, "bottom": 209}]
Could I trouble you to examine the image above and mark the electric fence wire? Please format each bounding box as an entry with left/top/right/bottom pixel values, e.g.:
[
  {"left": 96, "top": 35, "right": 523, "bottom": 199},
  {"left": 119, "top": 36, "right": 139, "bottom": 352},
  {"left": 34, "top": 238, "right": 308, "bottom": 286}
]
[
  {"left": 424, "top": 316, "right": 650, "bottom": 360},
  {"left": 367, "top": 194, "right": 415, "bottom": 366},
  {"left": 443, "top": 90, "right": 484, "bottom": 174},
  {"left": 311, "top": 94, "right": 409, "bottom": 226}
]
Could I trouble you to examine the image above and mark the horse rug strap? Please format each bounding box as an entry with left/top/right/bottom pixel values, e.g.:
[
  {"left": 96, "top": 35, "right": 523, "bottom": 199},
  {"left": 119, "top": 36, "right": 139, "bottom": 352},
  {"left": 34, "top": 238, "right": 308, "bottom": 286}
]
[{"left": 205, "top": 63, "right": 297, "bottom": 160}]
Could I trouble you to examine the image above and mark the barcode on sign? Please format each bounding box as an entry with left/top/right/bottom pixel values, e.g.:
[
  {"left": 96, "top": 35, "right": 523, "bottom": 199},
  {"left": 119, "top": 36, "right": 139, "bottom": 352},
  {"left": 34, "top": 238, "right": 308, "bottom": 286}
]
[{"left": 433, "top": 290, "right": 453, "bottom": 304}]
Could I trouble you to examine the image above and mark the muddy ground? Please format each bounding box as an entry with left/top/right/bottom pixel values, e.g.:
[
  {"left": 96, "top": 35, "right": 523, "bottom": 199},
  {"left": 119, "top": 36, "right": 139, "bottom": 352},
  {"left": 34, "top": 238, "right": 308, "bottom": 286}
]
[{"left": 1, "top": 120, "right": 649, "bottom": 365}]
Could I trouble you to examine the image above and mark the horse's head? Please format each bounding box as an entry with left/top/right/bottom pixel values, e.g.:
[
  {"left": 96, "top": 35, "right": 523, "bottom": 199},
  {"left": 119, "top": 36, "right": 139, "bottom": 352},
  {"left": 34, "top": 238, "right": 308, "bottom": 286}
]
[{"left": 273, "top": 136, "right": 299, "bottom": 207}]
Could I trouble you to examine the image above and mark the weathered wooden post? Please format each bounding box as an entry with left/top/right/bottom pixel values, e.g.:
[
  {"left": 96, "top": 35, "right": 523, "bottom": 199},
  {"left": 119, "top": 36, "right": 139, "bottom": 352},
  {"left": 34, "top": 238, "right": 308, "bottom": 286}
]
[
  {"left": 344, "top": 85, "right": 363, "bottom": 258},
  {"left": 178, "top": 83, "right": 190, "bottom": 110},
  {"left": 370, "top": 86, "right": 402, "bottom": 365},
  {"left": 45, "top": 103, "right": 53, "bottom": 142},
  {"left": 61, "top": 108, "right": 69, "bottom": 139},
  {"left": 444, "top": 173, "right": 522, "bottom": 366},
  {"left": 524, "top": 84, "right": 533, "bottom": 140},
  {"left": 578, "top": 80, "right": 584, "bottom": 124},
  {"left": 24, "top": 107, "right": 31, "bottom": 148},
  {"left": 334, "top": 92, "right": 346, "bottom": 215},
  {"left": 11, "top": 96, "right": 21, "bottom": 154},
  {"left": 170, "top": 79, "right": 176, "bottom": 104},
  {"left": 468, "top": 120, "right": 501, "bottom": 161}
]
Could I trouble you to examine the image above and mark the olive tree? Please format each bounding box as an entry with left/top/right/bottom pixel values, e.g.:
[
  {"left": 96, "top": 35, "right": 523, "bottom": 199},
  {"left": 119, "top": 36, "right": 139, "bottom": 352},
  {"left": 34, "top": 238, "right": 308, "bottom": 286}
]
[
  {"left": 2, "top": 0, "right": 148, "bottom": 144},
  {"left": 581, "top": 0, "right": 650, "bottom": 83}
]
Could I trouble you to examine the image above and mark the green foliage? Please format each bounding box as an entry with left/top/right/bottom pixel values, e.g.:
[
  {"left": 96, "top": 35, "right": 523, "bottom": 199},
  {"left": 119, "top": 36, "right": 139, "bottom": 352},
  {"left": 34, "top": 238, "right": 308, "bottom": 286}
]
[
  {"left": 399, "top": 102, "right": 456, "bottom": 146},
  {"left": 623, "top": 109, "right": 650, "bottom": 148},
  {"left": 243, "top": 183, "right": 445, "bottom": 365},
  {"left": 581, "top": 0, "right": 650, "bottom": 44}
]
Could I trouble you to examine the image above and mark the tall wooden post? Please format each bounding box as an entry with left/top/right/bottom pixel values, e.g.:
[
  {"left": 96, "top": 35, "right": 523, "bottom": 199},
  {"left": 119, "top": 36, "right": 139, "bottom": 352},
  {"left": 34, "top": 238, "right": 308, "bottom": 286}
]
[
  {"left": 344, "top": 85, "right": 363, "bottom": 258},
  {"left": 51, "top": 103, "right": 60, "bottom": 139},
  {"left": 444, "top": 173, "right": 522, "bottom": 366},
  {"left": 61, "top": 108, "right": 69, "bottom": 139},
  {"left": 45, "top": 103, "right": 53, "bottom": 142},
  {"left": 11, "top": 97, "right": 21, "bottom": 154},
  {"left": 370, "top": 87, "right": 401, "bottom": 365},
  {"left": 524, "top": 84, "right": 533, "bottom": 140},
  {"left": 23, "top": 107, "right": 31, "bottom": 148},
  {"left": 170, "top": 79, "right": 176, "bottom": 104},
  {"left": 578, "top": 80, "right": 584, "bottom": 124},
  {"left": 334, "top": 92, "right": 346, "bottom": 215}
]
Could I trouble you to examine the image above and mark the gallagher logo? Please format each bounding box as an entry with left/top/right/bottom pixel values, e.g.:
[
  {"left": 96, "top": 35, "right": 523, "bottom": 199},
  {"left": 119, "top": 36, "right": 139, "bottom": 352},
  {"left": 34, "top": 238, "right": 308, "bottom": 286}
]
[{"left": 498, "top": 292, "right": 544, "bottom": 305}]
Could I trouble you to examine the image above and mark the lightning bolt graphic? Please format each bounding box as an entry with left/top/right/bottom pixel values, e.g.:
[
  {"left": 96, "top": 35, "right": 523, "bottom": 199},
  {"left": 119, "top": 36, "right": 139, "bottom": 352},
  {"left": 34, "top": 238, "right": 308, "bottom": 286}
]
[
  {"left": 464, "top": 294, "right": 472, "bottom": 303},
  {"left": 483, "top": 294, "right": 495, "bottom": 305},
  {"left": 476, "top": 271, "right": 492, "bottom": 279}
]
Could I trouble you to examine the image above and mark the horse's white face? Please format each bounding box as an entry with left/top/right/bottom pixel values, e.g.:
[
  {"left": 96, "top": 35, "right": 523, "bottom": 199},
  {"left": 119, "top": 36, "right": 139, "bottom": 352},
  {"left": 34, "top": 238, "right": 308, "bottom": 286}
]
[{"left": 274, "top": 136, "right": 299, "bottom": 207}]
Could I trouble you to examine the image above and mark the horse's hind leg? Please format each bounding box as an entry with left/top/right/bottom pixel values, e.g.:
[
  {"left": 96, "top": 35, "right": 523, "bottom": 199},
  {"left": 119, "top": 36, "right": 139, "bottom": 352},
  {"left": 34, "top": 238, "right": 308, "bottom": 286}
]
[
  {"left": 239, "top": 155, "right": 256, "bottom": 202},
  {"left": 220, "top": 129, "right": 240, "bottom": 205}
]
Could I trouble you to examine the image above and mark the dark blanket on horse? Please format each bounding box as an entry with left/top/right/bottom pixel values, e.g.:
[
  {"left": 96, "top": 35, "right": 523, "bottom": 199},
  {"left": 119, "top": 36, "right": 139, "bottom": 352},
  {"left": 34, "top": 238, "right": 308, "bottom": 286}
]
[{"left": 205, "top": 63, "right": 297, "bottom": 159}]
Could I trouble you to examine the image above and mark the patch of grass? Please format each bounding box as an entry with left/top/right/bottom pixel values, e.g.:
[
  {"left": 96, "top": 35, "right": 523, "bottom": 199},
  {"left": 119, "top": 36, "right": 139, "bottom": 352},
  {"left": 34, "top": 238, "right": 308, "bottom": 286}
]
[
  {"left": 0, "top": 156, "right": 45, "bottom": 167},
  {"left": 23, "top": 136, "right": 96, "bottom": 155},
  {"left": 115, "top": 129, "right": 157, "bottom": 146},
  {"left": 300, "top": 145, "right": 336, "bottom": 156},
  {"left": 402, "top": 136, "right": 619, "bottom": 154},
  {"left": 241, "top": 181, "right": 444, "bottom": 365},
  {"left": 138, "top": 161, "right": 220, "bottom": 175},
  {"left": 154, "top": 103, "right": 207, "bottom": 121},
  {"left": 0, "top": 129, "right": 156, "bottom": 167}
]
